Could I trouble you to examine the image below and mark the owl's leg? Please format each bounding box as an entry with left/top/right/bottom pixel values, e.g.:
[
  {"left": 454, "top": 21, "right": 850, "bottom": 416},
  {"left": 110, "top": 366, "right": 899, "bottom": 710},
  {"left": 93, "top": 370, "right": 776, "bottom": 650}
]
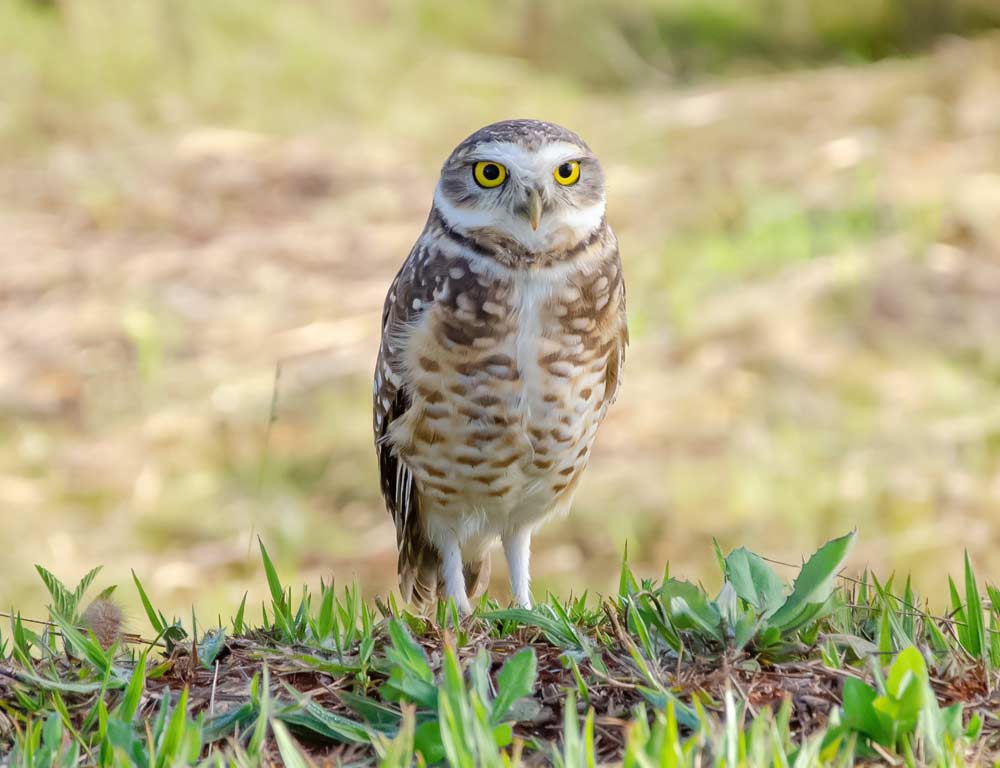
[
  {"left": 503, "top": 528, "right": 532, "bottom": 609},
  {"left": 439, "top": 534, "right": 473, "bottom": 616}
]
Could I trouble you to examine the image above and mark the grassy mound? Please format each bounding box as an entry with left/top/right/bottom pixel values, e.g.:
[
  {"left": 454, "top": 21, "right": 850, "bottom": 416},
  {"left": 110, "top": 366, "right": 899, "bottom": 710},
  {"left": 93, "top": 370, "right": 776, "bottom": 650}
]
[{"left": 1, "top": 533, "right": 998, "bottom": 765}]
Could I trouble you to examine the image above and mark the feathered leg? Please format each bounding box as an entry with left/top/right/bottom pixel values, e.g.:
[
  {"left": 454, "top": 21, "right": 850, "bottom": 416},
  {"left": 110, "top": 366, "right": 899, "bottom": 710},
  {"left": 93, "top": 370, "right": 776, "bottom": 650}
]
[
  {"left": 439, "top": 533, "right": 473, "bottom": 616},
  {"left": 503, "top": 528, "right": 532, "bottom": 609}
]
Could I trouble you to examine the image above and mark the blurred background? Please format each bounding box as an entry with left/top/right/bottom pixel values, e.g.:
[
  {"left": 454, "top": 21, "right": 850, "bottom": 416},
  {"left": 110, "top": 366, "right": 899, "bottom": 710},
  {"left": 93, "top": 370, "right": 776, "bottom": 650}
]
[{"left": 3, "top": 0, "right": 1000, "bottom": 621}]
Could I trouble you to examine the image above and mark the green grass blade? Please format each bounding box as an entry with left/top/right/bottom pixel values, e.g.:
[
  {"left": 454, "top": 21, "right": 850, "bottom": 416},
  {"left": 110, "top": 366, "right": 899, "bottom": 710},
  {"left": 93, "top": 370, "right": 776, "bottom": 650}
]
[
  {"left": 272, "top": 720, "right": 314, "bottom": 768},
  {"left": 116, "top": 650, "right": 148, "bottom": 721},
  {"left": 963, "top": 551, "right": 986, "bottom": 662},
  {"left": 132, "top": 570, "right": 166, "bottom": 634},
  {"left": 232, "top": 592, "right": 248, "bottom": 635}
]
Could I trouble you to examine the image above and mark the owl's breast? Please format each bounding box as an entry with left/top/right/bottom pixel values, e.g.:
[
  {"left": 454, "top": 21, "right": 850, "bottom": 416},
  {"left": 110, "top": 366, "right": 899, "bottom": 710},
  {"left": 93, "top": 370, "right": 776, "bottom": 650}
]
[
  {"left": 389, "top": 252, "right": 623, "bottom": 526},
  {"left": 508, "top": 274, "right": 625, "bottom": 527}
]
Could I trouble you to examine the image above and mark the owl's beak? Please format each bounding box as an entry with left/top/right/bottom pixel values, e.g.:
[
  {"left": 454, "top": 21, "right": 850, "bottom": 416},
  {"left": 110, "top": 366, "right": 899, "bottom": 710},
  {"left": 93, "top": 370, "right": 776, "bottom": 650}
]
[{"left": 527, "top": 189, "right": 543, "bottom": 231}]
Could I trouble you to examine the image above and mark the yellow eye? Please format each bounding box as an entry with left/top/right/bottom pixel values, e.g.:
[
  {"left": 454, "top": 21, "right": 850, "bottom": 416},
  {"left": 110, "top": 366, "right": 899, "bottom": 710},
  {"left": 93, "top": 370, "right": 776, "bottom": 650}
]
[
  {"left": 473, "top": 161, "right": 507, "bottom": 188},
  {"left": 554, "top": 160, "right": 581, "bottom": 186}
]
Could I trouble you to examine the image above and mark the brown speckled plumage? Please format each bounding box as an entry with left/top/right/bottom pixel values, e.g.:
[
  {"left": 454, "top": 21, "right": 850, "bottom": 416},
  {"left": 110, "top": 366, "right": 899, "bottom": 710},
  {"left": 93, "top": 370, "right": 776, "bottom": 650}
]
[{"left": 374, "top": 119, "right": 627, "bottom": 613}]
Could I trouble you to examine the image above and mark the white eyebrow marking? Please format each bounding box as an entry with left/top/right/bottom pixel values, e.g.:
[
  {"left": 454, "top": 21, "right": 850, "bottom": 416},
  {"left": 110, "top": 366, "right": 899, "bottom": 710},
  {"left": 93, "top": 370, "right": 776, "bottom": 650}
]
[{"left": 468, "top": 142, "right": 584, "bottom": 178}]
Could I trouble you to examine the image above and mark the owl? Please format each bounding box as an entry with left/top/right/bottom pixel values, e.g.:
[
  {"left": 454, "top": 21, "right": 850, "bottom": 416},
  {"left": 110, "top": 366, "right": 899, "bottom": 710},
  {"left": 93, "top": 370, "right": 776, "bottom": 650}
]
[{"left": 373, "top": 119, "right": 627, "bottom": 615}]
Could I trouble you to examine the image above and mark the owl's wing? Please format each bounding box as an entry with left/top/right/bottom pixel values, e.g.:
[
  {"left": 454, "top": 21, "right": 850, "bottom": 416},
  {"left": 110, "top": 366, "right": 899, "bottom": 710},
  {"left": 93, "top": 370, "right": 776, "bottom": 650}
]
[
  {"left": 373, "top": 242, "right": 441, "bottom": 604},
  {"left": 602, "top": 248, "right": 629, "bottom": 412}
]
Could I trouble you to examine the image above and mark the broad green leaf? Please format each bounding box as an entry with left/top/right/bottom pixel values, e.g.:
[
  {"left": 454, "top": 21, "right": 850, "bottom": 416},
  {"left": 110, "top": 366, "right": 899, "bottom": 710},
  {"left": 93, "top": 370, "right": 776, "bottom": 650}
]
[
  {"left": 840, "top": 678, "right": 884, "bottom": 743},
  {"left": 380, "top": 620, "right": 438, "bottom": 708},
  {"left": 492, "top": 722, "right": 513, "bottom": 748},
  {"left": 965, "top": 712, "right": 984, "bottom": 741},
  {"left": 279, "top": 698, "right": 371, "bottom": 744},
  {"left": 468, "top": 647, "right": 492, "bottom": 704},
  {"left": 661, "top": 579, "right": 722, "bottom": 641},
  {"left": 198, "top": 628, "right": 226, "bottom": 670},
  {"left": 381, "top": 670, "right": 438, "bottom": 709},
  {"left": 733, "top": 614, "right": 762, "bottom": 651},
  {"left": 491, "top": 647, "right": 537, "bottom": 723},
  {"left": 886, "top": 646, "right": 928, "bottom": 697},
  {"left": 769, "top": 532, "right": 856, "bottom": 633},
  {"left": 413, "top": 720, "right": 447, "bottom": 764},
  {"left": 872, "top": 647, "right": 927, "bottom": 744},
  {"left": 941, "top": 703, "right": 963, "bottom": 739},
  {"left": 757, "top": 625, "right": 782, "bottom": 648},
  {"left": 725, "top": 547, "right": 786, "bottom": 617},
  {"left": 386, "top": 620, "right": 432, "bottom": 680}
]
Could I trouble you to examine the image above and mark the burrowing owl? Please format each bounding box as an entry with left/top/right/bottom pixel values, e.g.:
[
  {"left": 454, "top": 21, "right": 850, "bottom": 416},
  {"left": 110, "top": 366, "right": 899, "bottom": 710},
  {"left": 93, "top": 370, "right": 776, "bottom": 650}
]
[{"left": 374, "top": 119, "right": 627, "bottom": 614}]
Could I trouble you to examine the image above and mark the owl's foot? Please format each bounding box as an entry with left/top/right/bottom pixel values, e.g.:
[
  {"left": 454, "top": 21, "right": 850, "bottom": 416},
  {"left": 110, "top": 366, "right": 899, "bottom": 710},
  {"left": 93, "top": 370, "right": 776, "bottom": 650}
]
[{"left": 447, "top": 593, "right": 473, "bottom": 617}]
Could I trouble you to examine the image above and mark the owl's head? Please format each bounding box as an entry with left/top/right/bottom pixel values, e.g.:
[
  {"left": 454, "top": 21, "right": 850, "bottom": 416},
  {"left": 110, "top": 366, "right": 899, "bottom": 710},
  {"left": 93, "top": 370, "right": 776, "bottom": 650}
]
[{"left": 433, "top": 120, "right": 606, "bottom": 258}]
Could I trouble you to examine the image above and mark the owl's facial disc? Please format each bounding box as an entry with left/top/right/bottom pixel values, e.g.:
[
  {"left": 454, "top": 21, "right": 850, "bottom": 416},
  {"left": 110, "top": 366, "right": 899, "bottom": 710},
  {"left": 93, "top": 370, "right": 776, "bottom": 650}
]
[{"left": 435, "top": 140, "right": 606, "bottom": 255}]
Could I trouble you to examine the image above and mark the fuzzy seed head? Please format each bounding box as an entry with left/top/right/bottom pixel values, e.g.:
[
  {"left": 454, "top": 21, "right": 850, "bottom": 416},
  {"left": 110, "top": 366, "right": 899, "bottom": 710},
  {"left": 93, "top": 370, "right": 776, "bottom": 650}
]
[{"left": 81, "top": 598, "right": 125, "bottom": 650}]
